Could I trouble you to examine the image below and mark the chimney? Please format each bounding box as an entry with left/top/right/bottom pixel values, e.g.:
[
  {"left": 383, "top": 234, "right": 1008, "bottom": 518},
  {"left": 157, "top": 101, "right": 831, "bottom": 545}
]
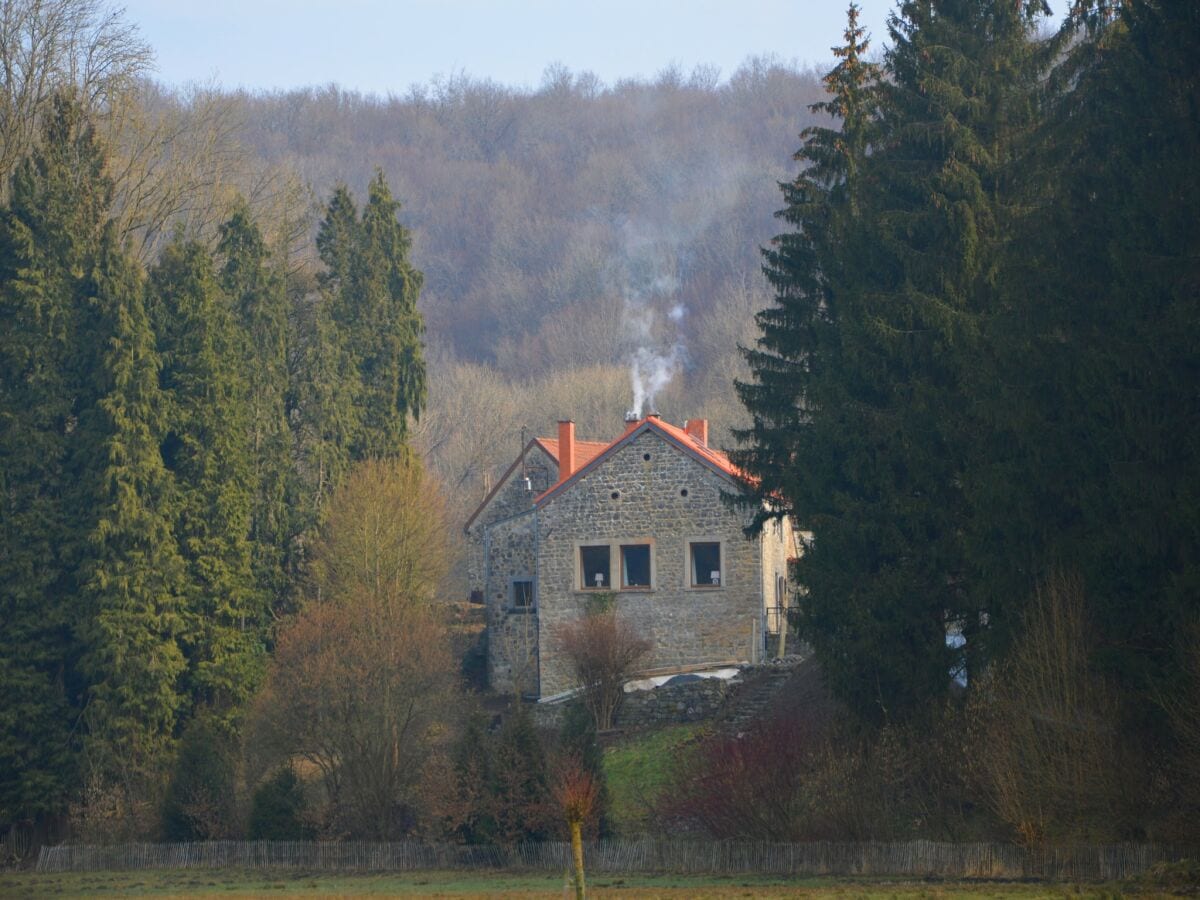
[
  {"left": 557, "top": 420, "right": 575, "bottom": 482},
  {"left": 685, "top": 418, "right": 709, "bottom": 448}
]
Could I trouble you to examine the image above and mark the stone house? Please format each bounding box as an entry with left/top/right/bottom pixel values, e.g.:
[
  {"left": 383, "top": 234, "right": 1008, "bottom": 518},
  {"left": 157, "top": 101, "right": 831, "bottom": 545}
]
[{"left": 465, "top": 414, "right": 799, "bottom": 698}]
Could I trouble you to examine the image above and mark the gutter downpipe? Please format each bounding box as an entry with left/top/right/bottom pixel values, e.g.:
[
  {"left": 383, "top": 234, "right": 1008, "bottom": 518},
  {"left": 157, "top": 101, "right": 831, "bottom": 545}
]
[{"left": 533, "top": 506, "right": 541, "bottom": 698}]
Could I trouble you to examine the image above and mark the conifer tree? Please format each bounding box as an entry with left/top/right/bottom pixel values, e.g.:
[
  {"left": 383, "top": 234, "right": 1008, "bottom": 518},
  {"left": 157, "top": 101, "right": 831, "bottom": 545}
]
[
  {"left": 738, "top": 1, "right": 1048, "bottom": 719},
  {"left": 148, "top": 237, "right": 264, "bottom": 718},
  {"left": 349, "top": 172, "right": 426, "bottom": 457},
  {"left": 314, "top": 175, "right": 426, "bottom": 462},
  {"left": 70, "top": 224, "right": 187, "bottom": 779},
  {"left": 295, "top": 185, "right": 362, "bottom": 516},
  {"left": 0, "top": 96, "right": 112, "bottom": 821},
  {"left": 218, "top": 202, "right": 295, "bottom": 612},
  {"left": 991, "top": 0, "right": 1200, "bottom": 696}
]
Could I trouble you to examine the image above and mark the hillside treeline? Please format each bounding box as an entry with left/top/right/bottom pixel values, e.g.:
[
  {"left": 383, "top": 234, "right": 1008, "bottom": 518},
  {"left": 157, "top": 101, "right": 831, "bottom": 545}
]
[
  {"left": 64, "top": 58, "right": 833, "bottom": 524},
  {"left": 212, "top": 61, "right": 831, "bottom": 520},
  {"left": 734, "top": 0, "right": 1199, "bottom": 842}
]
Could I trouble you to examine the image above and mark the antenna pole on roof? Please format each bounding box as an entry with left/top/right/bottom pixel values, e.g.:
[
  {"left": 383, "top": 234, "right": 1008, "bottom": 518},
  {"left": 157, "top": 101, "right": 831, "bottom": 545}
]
[{"left": 520, "top": 425, "right": 528, "bottom": 481}]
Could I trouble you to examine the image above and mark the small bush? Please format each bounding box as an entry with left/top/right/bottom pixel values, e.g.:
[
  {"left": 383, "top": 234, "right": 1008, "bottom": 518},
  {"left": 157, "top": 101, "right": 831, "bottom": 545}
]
[
  {"left": 161, "top": 719, "right": 237, "bottom": 841},
  {"left": 248, "top": 768, "right": 312, "bottom": 840}
]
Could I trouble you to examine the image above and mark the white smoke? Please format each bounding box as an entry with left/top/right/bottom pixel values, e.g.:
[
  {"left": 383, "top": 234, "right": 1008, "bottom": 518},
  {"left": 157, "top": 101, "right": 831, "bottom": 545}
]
[
  {"left": 629, "top": 344, "right": 682, "bottom": 419},
  {"left": 616, "top": 221, "right": 689, "bottom": 419}
]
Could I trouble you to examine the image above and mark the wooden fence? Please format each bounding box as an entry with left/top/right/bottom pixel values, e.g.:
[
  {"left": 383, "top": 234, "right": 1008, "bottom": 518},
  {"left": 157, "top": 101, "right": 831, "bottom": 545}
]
[{"left": 35, "top": 839, "right": 1190, "bottom": 880}]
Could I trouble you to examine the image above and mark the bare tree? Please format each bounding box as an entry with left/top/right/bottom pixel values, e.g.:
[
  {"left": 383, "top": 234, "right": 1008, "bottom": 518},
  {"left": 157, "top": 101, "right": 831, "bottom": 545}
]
[
  {"left": 557, "top": 596, "right": 650, "bottom": 731},
  {"left": 104, "top": 83, "right": 313, "bottom": 263},
  {"left": 248, "top": 459, "right": 458, "bottom": 839},
  {"left": 310, "top": 456, "right": 453, "bottom": 609},
  {"left": 970, "top": 571, "right": 1136, "bottom": 844},
  {"left": 553, "top": 757, "right": 599, "bottom": 900},
  {"left": 0, "top": 0, "right": 152, "bottom": 189}
]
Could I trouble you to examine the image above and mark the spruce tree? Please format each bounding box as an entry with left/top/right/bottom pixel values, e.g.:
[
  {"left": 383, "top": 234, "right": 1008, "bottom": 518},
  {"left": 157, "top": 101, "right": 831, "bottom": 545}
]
[
  {"left": 218, "top": 202, "right": 295, "bottom": 613},
  {"left": 738, "top": 1, "right": 1048, "bottom": 720},
  {"left": 148, "top": 236, "right": 263, "bottom": 719},
  {"left": 349, "top": 172, "right": 426, "bottom": 457},
  {"left": 70, "top": 224, "right": 187, "bottom": 779},
  {"left": 0, "top": 97, "right": 113, "bottom": 821},
  {"left": 993, "top": 0, "right": 1200, "bottom": 697}
]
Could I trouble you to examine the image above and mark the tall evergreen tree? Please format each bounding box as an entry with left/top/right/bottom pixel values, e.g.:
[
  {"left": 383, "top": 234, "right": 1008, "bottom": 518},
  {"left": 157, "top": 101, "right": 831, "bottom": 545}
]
[
  {"left": 218, "top": 202, "right": 295, "bottom": 613},
  {"left": 70, "top": 224, "right": 186, "bottom": 780},
  {"left": 148, "top": 237, "right": 264, "bottom": 719},
  {"left": 315, "top": 175, "right": 426, "bottom": 462},
  {"left": 0, "top": 95, "right": 109, "bottom": 823},
  {"left": 349, "top": 172, "right": 426, "bottom": 457},
  {"left": 297, "top": 185, "right": 362, "bottom": 516},
  {"left": 738, "top": 1, "right": 1049, "bottom": 720},
  {"left": 991, "top": 0, "right": 1200, "bottom": 697}
]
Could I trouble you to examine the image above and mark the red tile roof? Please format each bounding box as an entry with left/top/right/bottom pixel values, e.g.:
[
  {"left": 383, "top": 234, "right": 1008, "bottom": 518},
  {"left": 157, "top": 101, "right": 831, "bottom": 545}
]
[{"left": 531, "top": 437, "right": 609, "bottom": 474}]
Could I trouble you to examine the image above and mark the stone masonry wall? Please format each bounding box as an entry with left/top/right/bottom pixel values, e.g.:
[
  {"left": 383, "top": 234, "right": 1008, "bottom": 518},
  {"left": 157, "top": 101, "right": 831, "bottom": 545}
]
[
  {"left": 466, "top": 445, "right": 559, "bottom": 696},
  {"left": 482, "top": 511, "right": 539, "bottom": 695},
  {"left": 465, "top": 447, "right": 557, "bottom": 599},
  {"left": 617, "top": 677, "right": 729, "bottom": 728},
  {"left": 536, "top": 427, "right": 762, "bottom": 697}
]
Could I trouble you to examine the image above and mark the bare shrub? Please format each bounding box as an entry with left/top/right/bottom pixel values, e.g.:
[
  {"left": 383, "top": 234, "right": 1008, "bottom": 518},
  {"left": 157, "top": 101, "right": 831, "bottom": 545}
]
[
  {"left": 247, "top": 459, "right": 459, "bottom": 839},
  {"left": 661, "top": 707, "right": 887, "bottom": 841},
  {"left": 557, "top": 597, "right": 650, "bottom": 731},
  {"left": 1156, "top": 619, "right": 1200, "bottom": 841},
  {"left": 67, "top": 771, "right": 160, "bottom": 844},
  {"left": 970, "top": 570, "right": 1136, "bottom": 844}
]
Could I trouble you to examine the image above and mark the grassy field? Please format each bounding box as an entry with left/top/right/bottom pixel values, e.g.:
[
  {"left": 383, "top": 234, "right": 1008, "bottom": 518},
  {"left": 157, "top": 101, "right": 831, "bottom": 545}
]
[
  {"left": 602, "top": 723, "right": 703, "bottom": 833},
  {"left": 0, "top": 869, "right": 1161, "bottom": 899}
]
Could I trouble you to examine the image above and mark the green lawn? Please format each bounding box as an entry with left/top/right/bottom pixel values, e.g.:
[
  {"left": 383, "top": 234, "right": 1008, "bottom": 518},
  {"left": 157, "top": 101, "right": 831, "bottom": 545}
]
[
  {"left": 0, "top": 869, "right": 1160, "bottom": 899},
  {"left": 602, "top": 723, "right": 703, "bottom": 834}
]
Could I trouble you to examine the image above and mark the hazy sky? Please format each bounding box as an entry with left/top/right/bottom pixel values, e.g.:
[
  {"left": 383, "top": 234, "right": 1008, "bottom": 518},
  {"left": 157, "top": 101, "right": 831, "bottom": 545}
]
[{"left": 121, "top": 1, "right": 901, "bottom": 95}]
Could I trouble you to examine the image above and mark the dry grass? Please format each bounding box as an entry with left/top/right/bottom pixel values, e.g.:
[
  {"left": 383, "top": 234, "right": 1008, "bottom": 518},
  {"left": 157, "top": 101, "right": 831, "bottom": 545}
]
[{"left": 0, "top": 868, "right": 1168, "bottom": 899}]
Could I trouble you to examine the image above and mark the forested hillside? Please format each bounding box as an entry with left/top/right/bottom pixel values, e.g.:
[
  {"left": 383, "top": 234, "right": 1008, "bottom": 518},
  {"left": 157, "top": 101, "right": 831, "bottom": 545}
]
[{"left": 213, "top": 63, "right": 828, "bottom": 519}]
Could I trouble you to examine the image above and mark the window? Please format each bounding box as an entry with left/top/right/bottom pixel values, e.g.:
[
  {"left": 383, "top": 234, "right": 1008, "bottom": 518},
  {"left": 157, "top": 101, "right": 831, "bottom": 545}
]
[
  {"left": 620, "top": 544, "right": 651, "bottom": 588},
  {"left": 511, "top": 579, "right": 534, "bottom": 609},
  {"left": 690, "top": 541, "right": 722, "bottom": 587},
  {"left": 579, "top": 545, "right": 611, "bottom": 589}
]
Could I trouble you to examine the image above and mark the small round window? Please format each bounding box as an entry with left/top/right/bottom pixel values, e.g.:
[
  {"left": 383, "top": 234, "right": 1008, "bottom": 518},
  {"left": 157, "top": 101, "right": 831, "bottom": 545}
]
[
  {"left": 611, "top": 491, "right": 620, "bottom": 500},
  {"left": 643, "top": 452, "right": 651, "bottom": 461},
  {"left": 680, "top": 488, "right": 689, "bottom": 497}
]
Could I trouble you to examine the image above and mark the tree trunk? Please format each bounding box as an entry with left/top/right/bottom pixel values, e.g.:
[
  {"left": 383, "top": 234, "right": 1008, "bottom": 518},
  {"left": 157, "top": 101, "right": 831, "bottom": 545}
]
[{"left": 570, "top": 818, "right": 585, "bottom": 900}]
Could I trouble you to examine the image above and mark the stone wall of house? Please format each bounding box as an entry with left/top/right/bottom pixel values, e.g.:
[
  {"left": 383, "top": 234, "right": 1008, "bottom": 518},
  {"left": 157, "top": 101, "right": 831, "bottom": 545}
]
[
  {"left": 465, "top": 447, "right": 557, "bottom": 600},
  {"left": 482, "top": 510, "right": 540, "bottom": 695},
  {"left": 535, "top": 427, "right": 762, "bottom": 697}
]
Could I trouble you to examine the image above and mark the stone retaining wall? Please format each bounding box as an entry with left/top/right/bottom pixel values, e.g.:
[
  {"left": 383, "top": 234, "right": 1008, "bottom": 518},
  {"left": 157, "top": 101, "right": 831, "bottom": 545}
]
[{"left": 617, "top": 677, "right": 730, "bottom": 728}]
